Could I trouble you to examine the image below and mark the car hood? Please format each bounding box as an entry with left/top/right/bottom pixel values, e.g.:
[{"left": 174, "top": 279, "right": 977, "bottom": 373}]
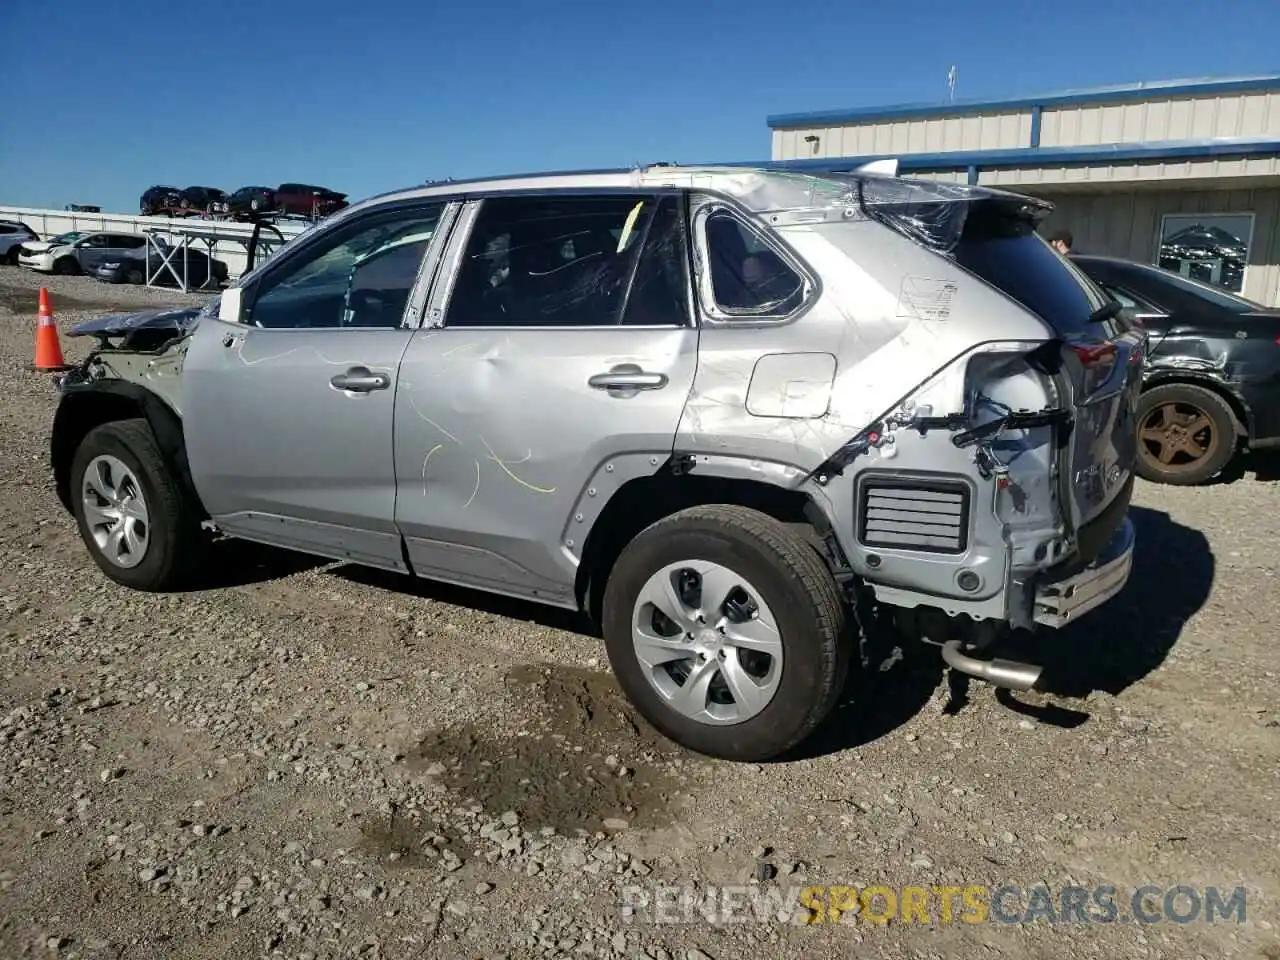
[
  {"left": 20, "top": 240, "right": 58, "bottom": 253},
  {"left": 67, "top": 297, "right": 220, "bottom": 338}
]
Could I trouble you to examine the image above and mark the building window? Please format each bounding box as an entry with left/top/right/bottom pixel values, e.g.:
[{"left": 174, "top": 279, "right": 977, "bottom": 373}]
[{"left": 1156, "top": 213, "right": 1254, "bottom": 294}]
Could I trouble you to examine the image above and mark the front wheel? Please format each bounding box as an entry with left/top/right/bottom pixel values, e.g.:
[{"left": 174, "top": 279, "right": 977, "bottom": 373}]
[
  {"left": 71, "top": 419, "right": 202, "bottom": 590},
  {"left": 602, "top": 504, "right": 850, "bottom": 762},
  {"left": 1135, "top": 383, "right": 1238, "bottom": 485},
  {"left": 52, "top": 257, "right": 80, "bottom": 275}
]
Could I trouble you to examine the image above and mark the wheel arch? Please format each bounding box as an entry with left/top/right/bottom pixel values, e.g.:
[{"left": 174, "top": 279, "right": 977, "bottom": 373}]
[
  {"left": 52, "top": 383, "right": 203, "bottom": 518},
  {"left": 572, "top": 457, "right": 851, "bottom": 627},
  {"left": 1142, "top": 370, "right": 1251, "bottom": 438}
]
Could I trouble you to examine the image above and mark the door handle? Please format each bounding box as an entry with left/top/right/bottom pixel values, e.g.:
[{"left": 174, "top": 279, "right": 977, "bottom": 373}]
[
  {"left": 588, "top": 366, "right": 668, "bottom": 392},
  {"left": 330, "top": 366, "right": 391, "bottom": 393}
]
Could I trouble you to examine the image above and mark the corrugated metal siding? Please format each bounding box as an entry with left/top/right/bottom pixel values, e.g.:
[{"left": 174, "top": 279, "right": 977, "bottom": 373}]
[
  {"left": 1036, "top": 187, "right": 1280, "bottom": 306},
  {"left": 772, "top": 110, "right": 1032, "bottom": 160},
  {"left": 973, "top": 154, "right": 1280, "bottom": 187},
  {"left": 1039, "top": 92, "right": 1280, "bottom": 147}
]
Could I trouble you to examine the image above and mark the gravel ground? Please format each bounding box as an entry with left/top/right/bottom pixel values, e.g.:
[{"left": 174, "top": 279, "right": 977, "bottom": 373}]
[{"left": 1, "top": 269, "right": 1278, "bottom": 960}]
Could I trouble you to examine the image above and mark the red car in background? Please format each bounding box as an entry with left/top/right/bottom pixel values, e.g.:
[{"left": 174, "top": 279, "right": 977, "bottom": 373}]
[{"left": 227, "top": 183, "right": 348, "bottom": 220}]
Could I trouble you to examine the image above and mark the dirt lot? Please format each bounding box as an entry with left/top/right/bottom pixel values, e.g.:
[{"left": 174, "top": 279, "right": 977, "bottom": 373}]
[{"left": 1, "top": 270, "right": 1278, "bottom": 960}]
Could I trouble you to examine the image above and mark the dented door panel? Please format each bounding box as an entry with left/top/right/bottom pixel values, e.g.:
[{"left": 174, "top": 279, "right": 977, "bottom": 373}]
[{"left": 392, "top": 326, "right": 698, "bottom": 604}]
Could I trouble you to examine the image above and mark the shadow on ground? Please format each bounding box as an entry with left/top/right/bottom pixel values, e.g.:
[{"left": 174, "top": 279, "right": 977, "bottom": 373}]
[
  {"left": 1219, "top": 448, "right": 1280, "bottom": 484},
  {"left": 186, "top": 504, "right": 1213, "bottom": 763},
  {"left": 784, "top": 504, "right": 1214, "bottom": 760},
  {"left": 187, "top": 537, "right": 329, "bottom": 591},
  {"left": 334, "top": 563, "right": 595, "bottom": 637}
]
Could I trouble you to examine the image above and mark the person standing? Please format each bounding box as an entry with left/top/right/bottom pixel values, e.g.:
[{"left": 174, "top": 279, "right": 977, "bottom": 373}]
[{"left": 1046, "top": 229, "right": 1073, "bottom": 255}]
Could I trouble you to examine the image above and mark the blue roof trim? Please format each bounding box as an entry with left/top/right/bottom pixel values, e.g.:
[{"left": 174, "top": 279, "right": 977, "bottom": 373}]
[
  {"left": 766, "top": 73, "right": 1280, "bottom": 128},
  {"left": 702, "top": 137, "right": 1280, "bottom": 173}
]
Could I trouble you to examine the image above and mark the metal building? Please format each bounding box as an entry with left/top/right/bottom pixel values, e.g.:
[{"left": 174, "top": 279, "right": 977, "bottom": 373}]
[{"left": 767, "top": 74, "right": 1280, "bottom": 306}]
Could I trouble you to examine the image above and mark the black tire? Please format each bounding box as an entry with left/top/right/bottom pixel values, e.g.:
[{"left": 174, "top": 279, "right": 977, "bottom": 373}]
[
  {"left": 52, "top": 257, "right": 80, "bottom": 275},
  {"left": 1135, "top": 382, "right": 1238, "bottom": 485},
  {"left": 601, "top": 504, "right": 850, "bottom": 762},
  {"left": 70, "top": 418, "right": 202, "bottom": 591},
  {"left": 125, "top": 267, "right": 144, "bottom": 285},
  {"left": 6, "top": 246, "right": 19, "bottom": 266}
]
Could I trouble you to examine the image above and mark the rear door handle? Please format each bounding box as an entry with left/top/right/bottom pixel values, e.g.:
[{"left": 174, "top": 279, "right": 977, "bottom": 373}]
[
  {"left": 330, "top": 366, "right": 391, "bottom": 393},
  {"left": 588, "top": 366, "right": 668, "bottom": 392}
]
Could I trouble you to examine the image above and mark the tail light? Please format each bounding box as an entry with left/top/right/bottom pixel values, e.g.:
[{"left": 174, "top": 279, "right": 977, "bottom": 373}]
[{"left": 1069, "top": 342, "right": 1118, "bottom": 396}]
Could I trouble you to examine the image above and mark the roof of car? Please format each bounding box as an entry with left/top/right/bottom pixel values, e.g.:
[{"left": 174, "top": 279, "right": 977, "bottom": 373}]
[{"left": 349, "top": 163, "right": 832, "bottom": 211}]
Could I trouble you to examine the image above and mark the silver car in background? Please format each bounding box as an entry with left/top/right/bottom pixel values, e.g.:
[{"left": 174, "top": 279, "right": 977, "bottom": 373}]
[
  {"left": 50, "top": 164, "right": 1143, "bottom": 761},
  {"left": 20, "top": 230, "right": 152, "bottom": 275}
]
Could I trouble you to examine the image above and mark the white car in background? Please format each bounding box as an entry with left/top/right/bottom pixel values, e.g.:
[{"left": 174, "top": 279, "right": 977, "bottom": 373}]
[
  {"left": 17, "top": 231, "right": 87, "bottom": 272},
  {"left": 0, "top": 220, "right": 40, "bottom": 265}
]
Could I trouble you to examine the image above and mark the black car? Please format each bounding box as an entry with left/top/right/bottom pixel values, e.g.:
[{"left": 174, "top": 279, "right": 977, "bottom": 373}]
[
  {"left": 179, "top": 186, "right": 229, "bottom": 216},
  {"left": 91, "top": 247, "right": 229, "bottom": 289},
  {"left": 1073, "top": 254, "right": 1280, "bottom": 485},
  {"left": 140, "top": 186, "right": 184, "bottom": 217},
  {"left": 227, "top": 186, "right": 277, "bottom": 218}
]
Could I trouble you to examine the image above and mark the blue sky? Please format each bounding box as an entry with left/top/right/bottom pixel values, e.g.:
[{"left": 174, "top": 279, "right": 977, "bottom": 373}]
[{"left": 1, "top": 0, "right": 1277, "bottom": 213}]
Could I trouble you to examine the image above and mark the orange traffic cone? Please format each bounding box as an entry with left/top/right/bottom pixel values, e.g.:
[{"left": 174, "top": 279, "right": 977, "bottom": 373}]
[{"left": 33, "top": 288, "right": 70, "bottom": 372}]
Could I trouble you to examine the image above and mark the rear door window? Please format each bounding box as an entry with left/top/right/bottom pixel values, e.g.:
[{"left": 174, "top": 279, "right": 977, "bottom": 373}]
[{"left": 444, "top": 193, "right": 687, "bottom": 328}]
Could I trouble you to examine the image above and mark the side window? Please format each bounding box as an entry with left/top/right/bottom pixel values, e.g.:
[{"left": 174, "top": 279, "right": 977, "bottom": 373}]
[
  {"left": 114, "top": 236, "right": 145, "bottom": 250},
  {"left": 0, "top": 226, "right": 12, "bottom": 236},
  {"left": 444, "top": 194, "right": 686, "bottom": 328},
  {"left": 81, "top": 235, "right": 109, "bottom": 248},
  {"left": 1099, "top": 281, "right": 1164, "bottom": 316},
  {"left": 702, "top": 211, "right": 805, "bottom": 316},
  {"left": 248, "top": 203, "right": 444, "bottom": 330}
]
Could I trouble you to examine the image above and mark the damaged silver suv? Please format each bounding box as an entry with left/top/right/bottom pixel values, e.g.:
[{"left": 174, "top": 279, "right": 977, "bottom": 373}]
[{"left": 50, "top": 165, "right": 1143, "bottom": 762}]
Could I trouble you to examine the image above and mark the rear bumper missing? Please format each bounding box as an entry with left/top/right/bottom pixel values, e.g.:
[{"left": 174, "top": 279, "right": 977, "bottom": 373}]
[{"left": 1032, "top": 514, "right": 1135, "bottom": 628}]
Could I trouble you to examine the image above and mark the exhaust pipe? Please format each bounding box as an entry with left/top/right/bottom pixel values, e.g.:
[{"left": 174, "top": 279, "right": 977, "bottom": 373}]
[{"left": 941, "top": 640, "right": 1042, "bottom": 692}]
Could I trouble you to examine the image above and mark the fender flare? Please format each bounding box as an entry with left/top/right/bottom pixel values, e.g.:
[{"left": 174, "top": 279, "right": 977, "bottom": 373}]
[{"left": 51, "top": 380, "right": 201, "bottom": 515}]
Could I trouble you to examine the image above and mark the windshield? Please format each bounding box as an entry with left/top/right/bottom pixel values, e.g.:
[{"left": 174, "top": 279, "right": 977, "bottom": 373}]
[{"left": 50, "top": 232, "right": 83, "bottom": 245}]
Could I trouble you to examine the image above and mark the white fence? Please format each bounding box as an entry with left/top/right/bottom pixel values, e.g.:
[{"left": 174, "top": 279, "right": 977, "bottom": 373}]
[{"left": 0, "top": 205, "right": 310, "bottom": 280}]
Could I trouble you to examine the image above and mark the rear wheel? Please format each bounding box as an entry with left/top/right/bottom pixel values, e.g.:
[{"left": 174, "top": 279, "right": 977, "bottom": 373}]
[
  {"left": 1135, "top": 382, "right": 1238, "bottom": 485},
  {"left": 602, "top": 504, "right": 850, "bottom": 762},
  {"left": 125, "top": 267, "right": 144, "bottom": 285},
  {"left": 6, "top": 246, "right": 19, "bottom": 266},
  {"left": 71, "top": 419, "right": 202, "bottom": 590}
]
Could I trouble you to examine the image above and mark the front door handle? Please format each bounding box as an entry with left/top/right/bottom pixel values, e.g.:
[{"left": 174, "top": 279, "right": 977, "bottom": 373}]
[
  {"left": 588, "top": 365, "right": 668, "bottom": 392},
  {"left": 330, "top": 366, "right": 391, "bottom": 393}
]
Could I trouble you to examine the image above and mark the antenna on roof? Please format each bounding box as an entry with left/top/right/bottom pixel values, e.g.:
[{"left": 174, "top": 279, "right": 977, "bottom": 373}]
[{"left": 946, "top": 65, "right": 958, "bottom": 103}]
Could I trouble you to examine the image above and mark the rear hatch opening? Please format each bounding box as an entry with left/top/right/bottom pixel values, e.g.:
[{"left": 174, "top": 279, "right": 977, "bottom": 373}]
[{"left": 858, "top": 177, "right": 1144, "bottom": 559}]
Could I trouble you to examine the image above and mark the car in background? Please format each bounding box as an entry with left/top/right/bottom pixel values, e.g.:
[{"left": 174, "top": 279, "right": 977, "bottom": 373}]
[
  {"left": 66, "top": 204, "right": 101, "bottom": 213},
  {"left": 227, "top": 185, "right": 277, "bottom": 218},
  {"left": 91, "top": 246, "right": 228, "bottom": 288},
  {"left": 274, "top": 183, "right": 348, "bottom": 218},
  {"left": 180, "top": 187, "right": 229, "bottom": 216},
  {"left": 1073, "top": 254, "right": 1280, "bottom": 485},
  {"left": 141, "top": 186, "right": 184, "bottom": 217},
  {"left": 20, "top": 231, "right": 148, "bottom": 275},
  {"left": 228, "top": 183, "right": 348, "bottom": 220},
  {"left": 15, "top": 231, "right": 85, "bottom": 270},
  {"left": 0, "top": 220, "right": 40, "bottom": 265}
]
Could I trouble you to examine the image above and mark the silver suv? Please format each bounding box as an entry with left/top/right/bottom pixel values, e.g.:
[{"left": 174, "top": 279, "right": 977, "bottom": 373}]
[{"left": 49, "top": 165, "right": 1143, "bottom": 762}]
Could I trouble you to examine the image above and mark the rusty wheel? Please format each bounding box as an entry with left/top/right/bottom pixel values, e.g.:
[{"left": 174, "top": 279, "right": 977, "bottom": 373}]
[{"left": 1135, "top": 383, "right": 1238, "bottom": 485}]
